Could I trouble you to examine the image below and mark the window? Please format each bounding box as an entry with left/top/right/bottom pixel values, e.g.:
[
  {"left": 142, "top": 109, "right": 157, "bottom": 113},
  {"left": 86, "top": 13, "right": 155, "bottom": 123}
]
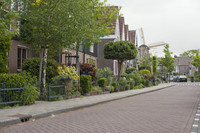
[
  {"left": 17, "top": 47, "right": 27, "bottom": 69},
  {"left": 89, "top": 45, "right": 94, "bottom": 53}
]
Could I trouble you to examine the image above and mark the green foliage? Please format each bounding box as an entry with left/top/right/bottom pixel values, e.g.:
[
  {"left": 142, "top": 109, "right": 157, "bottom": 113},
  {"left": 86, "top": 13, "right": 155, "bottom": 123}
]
[
  {"left": 0, "top": 72, "right": 37, "bottom": 88},
  {"left": 80, "top": 75, "right": 92, "bottom": 94},
  {"left": 20, "top": 85, "right": 39, "bottom": 105},
  {"left": 125, "top": 84, "right": 130, "bottom": 90},
  {"left": 98, "top": 78, "right": 108, "bottom": 88},
  {"left": 140, "top": 54, "right": 152, "bottom": 70},
  {"left": 126, "top": 73, "right": 141, "bottom": 85},
  {"left": 191, "top": 52, "right": 200, "bottom": 68},
  {"left": 0, "top": 35, "right": 11, "bottom": 73},
  {"left": 125, "top": 67, "right": 137, "bottom": 74},
  {"left": 111, "top": 79, "right": 119, "bottom": 89},
  {"left": 22, "top": 58, "right": 58, "bottom": 83},
  {"left": 129, "top": 81, "right": 135, "bottom": 89},
  {"left": 0, "top": 72, "right": 37, "bottom": 104},
  {"left": 96, "top": 67, "right": 112, "bottom": 84},
  {"left": 159, "top": 44, "right": 175, "bottom": 73},
  {"left": 134, "top": 84, "right": 144, "bottom": 89},
  {"left": 140, "top": 69, "right": 151, "bottom": 79},
  {"left": 104, "top": 41, "right": 137, "bottom": 81},
  {"left": 80, "top": 63, "right": 97, "bottom": 81},
  {"left": 152, "top": 56, "right": 157, "bottom": 74},
  {"left": 180, "top": 49, "right": 200, "bottom": 57},
  {"left": 110, "top": 86, "right": 115, "bottom": 93},
  {"left": 194, "top": 71, "right": 200, "bottom": 82}
]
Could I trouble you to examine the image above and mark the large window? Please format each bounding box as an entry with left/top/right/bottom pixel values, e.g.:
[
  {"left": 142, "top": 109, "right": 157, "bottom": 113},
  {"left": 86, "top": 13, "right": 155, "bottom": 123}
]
[{"left": 17, "top": 47, "right": 27, "bottom": 69}]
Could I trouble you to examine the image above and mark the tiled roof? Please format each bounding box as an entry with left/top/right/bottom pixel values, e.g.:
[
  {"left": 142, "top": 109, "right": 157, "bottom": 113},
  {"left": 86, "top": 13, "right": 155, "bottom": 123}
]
[
  {"left": 128, "top": 30, "right": 136, "bottom": 43},
  {"left": 124, "top": 25, "right": 129, "bottom": 41},
  {"left": 174, "top": 57, "right": 192, "bottom": 66},
  {"left": 107, "top": 6, "right": 119, "bottom": 35}
]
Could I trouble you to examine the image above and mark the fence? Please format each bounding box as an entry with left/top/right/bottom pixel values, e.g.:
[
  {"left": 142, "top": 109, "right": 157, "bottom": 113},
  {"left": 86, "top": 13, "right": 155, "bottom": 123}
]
[
  {"left": 0, "top": 84, "right": 23, "bottom": 105},
  {"left": 48, "top": 84, "right": 80, "bottom": 101}
]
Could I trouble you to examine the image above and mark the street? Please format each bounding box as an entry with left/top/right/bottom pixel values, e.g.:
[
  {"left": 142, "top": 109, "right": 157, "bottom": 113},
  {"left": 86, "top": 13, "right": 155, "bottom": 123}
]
[{"left": 1, "top": 83, "right": 200, "bottom": 133}]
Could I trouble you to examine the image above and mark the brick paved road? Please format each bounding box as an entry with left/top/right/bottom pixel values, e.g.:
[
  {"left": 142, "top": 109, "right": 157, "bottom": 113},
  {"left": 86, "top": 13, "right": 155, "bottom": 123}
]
[{"left": 1, "top": 83, "right": 200, "bottom": 133}]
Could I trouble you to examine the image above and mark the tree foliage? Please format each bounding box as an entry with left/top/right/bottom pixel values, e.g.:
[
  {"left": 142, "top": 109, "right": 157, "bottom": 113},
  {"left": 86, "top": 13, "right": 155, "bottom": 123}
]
[
  {"left": 152, "top": 56, "right": 157, "bottom": 74},
  {"left": 159, "top": 44, "right": 175, "bottom": 73},
  {"left": 104, "top": 41, "right": 137, "bottom": 81},
  {"left": 140, "top": 54, "right": 152, "bottom": 70},
  {"left": 0, "top": 0, "right": 18, "bottom": 73},
  {"left": 180, "top": 49, "right": 200, "bottom": 57},
  {"left": 191, "top": 52, "right": 200, "bottom": 68}
]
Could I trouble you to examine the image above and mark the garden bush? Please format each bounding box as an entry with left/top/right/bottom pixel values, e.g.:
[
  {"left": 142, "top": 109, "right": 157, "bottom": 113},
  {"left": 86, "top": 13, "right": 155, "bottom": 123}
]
[
  {"left": 0, "top": 72, "right": 37, "bottom": 105},
  {"left": 96, "top": 67, "right": 112, "bottom": 85},
  {"left": 0, "top": 72, "right": 37, "bottom": 88},
  {"left": 98, "top": 78, "right": 108, "bottom": 88},
  {"left": 126, "top": 73, "right": 141, "bottom": 85},
  {"left": 20, "top": 85, "right": 39, "bottom": 105},
  {"left": 129, "top": 81, "right": 135, "bottom": 89},
  {"left": 125, "top": 67, "right": 137, "bottom": 74},
  {"left": 134, "top": 83, "right": 144, "bottom": 89},
  {"left": 125, "top": 84, "right": 130, "bottom": 90},
  {"left": 80, "top": 75, "right": 92, "bottom": 94},
  {"left": 80, "top": 63, "right": 97, "bottom": 81},
  {"left": 110, "top": 86, "right": 115, "bottom": 93},
  {"left": 22, "top": 58, "right": 58, "bottom": 83}
]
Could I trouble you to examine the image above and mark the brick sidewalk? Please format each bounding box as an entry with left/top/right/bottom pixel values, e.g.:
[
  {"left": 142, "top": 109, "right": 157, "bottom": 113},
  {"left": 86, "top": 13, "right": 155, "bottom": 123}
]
[{"left": 0, "top": 83, "right": 175, "bottom": 127}]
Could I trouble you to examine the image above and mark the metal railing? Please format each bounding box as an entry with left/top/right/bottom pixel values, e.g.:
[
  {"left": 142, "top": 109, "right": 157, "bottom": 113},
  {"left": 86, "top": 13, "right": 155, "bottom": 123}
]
[{"left": 0, "top": 84, "right": 23, "bottom": 105}]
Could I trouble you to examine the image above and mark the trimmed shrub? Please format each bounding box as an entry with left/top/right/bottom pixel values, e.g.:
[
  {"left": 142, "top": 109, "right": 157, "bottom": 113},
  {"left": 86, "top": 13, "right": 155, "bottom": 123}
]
[
  {"left": 125, "top": 84, "right": 130, "bottom": 90},
  {"left": 22, "top": 58, "right": 58, "bottom": 83},
  {"left": 98, "top": 78, "right": 108, "bottom": 88},
  {"left": 80, "top": 75, "right": 92, "bottom": 94},
  {"left": 125, "top": 67, "right": 137, "bottom": 74},
  {"left": 134, "top": 83, "right": 144, "bottom": 89},
  {"left": 0, "top": 72, "right": 37, "bottom": 88},
  {"left": 20, "top": 85, "right": 39, "bottom": 105},
  {"left": 110, "top": 86, "right": 115, "bottom": 93},
  {"left": 80, "top": 63, "right": 97, "bottom": 81},
  {"left": 0, "top": 72, "right": 37, "bottom": 104},
  {"left": 126, "top": 73, "right": 141, "bottom": 85},
  {"left": 129, "top": 81, "right": 135, "bottom": 89},
  {"left": 96, "top": 67, "right": 112, "bottom": 84}
]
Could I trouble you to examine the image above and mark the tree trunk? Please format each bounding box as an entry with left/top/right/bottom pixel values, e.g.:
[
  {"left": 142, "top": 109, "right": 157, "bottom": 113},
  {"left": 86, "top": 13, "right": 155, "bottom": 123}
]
[
  {"left": 117, "top": 60, "right": 123, "bottom": 81},
  {"left": 38, "top": 48, "right": 44, "bottom": 93},
  {"left": 42, "top": 47, "right": 48, "bottom": 97},
  {"left": 75, "top": 43, "right": 80, "bottom": 76}
]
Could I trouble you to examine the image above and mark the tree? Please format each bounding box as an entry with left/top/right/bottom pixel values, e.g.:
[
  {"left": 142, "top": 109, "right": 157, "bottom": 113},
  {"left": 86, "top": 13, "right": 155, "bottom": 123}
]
[
  {"left": 139, "top": 54, "right": 152, "bottom": 71},
  {"left": 191, "top": 52, "right": 200, "bottom": 72},
  {"left": 64, "top": 2, "right": 119, "bottom": 74},
  {"left": 104, "top": 41, "right": 137, "bottom": 81},
  {"left": 159, "top": 44, "right": 175, "bottom": 76},
  {"left": 20, "top": 0, "right": 119, "bottom": 97},
  {"left": 180, "top": 49, "right": 200, "bottom": 57},
  {"left": 152, "top": 56, "right": 157, "bottom": 74},
  {"left": 0, "top": 0, "right": 18, "bottom": 73},
  {"left": 20, "top": 0, "right": 73, "bottom": 96}
]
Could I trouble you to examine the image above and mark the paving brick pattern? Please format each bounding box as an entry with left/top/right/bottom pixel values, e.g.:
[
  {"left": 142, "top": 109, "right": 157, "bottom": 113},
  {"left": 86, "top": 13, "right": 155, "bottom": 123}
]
[{"left": 1, "top": 83, "right": 200, "bottom": 133}]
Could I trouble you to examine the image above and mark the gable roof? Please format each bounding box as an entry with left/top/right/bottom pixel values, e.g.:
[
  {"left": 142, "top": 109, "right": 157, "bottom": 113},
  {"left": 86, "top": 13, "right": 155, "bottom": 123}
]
[
  {"left": 107, "top": 6, "right": 119, "bottom": 35},
  {"left": 128, "top": 30, "right": 136, "bottom": 43},
  {"left": 119, "top": 17, "right": 125, "bottom": 40},
  {"left": 124, "top": 25, "right": 129, "bottom": 41}
]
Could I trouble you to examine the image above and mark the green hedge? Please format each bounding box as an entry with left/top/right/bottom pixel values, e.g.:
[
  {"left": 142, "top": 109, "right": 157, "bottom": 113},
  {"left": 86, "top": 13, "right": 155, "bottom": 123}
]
[
  {"left": 22, "top": 58, "right": 58, "bottom": 83},
  {"left": 0, "top": 72, "right": 37, "bottom": 88},
  {"left": 0, "top": 72, "right": 37, "bottom": 105},
  {"left": 98, "top": 78, "right": 108, "bottom": 88},
  {"left": 80, "top": 75, "right": 92, "bottom": 94}
]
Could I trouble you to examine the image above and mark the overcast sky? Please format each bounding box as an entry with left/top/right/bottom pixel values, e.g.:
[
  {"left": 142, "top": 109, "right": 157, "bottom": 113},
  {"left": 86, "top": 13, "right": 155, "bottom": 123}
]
[{"left": 101, "top": 0, "right": 200, "bottom": 57}]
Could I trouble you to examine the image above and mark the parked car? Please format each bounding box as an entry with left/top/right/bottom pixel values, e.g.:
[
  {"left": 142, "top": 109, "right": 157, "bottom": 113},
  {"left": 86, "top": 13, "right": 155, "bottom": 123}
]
[
  {"left": 170, "top": 76, "right": 174, "bottom": 81},
  {"left": 178, "top": 75, "right": 187, "bottom": 82},
  {"left": 173, "top": 76, "right": 179, "bottom": 82}
]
